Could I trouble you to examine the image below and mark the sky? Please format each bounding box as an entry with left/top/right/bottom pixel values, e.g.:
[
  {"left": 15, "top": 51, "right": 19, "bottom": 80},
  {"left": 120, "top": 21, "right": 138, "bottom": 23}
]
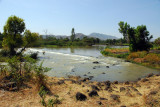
[{"left": 0, "top": 0, "right": 160, "bottom": 39}]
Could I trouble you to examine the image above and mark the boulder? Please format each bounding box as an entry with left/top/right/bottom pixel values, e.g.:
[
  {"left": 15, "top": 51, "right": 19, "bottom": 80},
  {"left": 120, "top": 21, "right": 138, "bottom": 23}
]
[
  {"left": 91, "top": 85, "right": 100, "bottom": 91},
  {"left": 113, "top": 81, "right": 118, "bottom": 84},
  {"left": 106, "top": 66, "right": 109, "bottom": 68},
  {"left": 93, "top": 61, "right": 99, "bottom": 64},
  {"left": 141, "top": 78, "right": 149, "bottom": 82},
  {"left": 76, "top": 92, "right": 87, "bottom": 101},
  {"left": 88, "top": 90, "right": 99, "bottom": 97},
  {"left": 89, "top": 76, "right": 94, "bottom": 80},
  {"left": 57, "top": 80, "right": 64, "bottom": 85},
  {"left": 100, "top": 97, "right": 108, "bottom": 100},
  {"left": 124, "top": 81, "right": 129, "bottom": 85},
  {"left": 104, "top": 81, "right": 111, "bottom": 88},
  {"left": 147, "top": 73, "right": 154, "bottom": 78}
]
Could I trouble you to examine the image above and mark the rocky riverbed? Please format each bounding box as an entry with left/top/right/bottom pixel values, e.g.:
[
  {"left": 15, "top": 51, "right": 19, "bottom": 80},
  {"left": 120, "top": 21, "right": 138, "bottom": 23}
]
[{"left": 0, "top": 73, "right": 160, "bottom": 107}]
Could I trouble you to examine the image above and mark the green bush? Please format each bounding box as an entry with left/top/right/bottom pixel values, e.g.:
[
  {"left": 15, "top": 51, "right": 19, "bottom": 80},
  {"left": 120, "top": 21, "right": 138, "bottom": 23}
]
[{"left": 0, "top": 49, "right": 10, "bottom": 57}]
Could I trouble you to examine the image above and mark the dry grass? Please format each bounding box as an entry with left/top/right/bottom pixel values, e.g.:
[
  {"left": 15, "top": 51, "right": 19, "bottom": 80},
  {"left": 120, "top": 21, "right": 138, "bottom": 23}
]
[
  {"left": 1, "top": 75, "right": 160, "bottom": 107},
  {"left": 104, "top": 48, "right": 129, "bottom": 54}
]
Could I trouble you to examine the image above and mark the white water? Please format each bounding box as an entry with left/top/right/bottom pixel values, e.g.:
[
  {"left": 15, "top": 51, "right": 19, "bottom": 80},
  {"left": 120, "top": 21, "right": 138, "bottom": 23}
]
[{"left": 26, "top": 46, "right": 159, "bottom": 82}]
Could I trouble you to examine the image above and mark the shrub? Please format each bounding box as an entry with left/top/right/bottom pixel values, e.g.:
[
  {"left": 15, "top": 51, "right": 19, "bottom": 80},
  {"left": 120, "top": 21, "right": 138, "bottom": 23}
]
[
  {"left": 7, "top": 56, "right": 23, "bottom": 88},
  {"left": 0, "top": 49, "right": 10, "bottom": 57},
  {"left": 34, "top": 62, "right": 51, "bottom": 90},
  {"left": 144, "top": 53, "right": 160, "bottom": 64},
  {"left": 116, "top": 53, "right": 129, "bottom": 58},
  {"left": 127, "top": 51, "right": 147, "bottom": 60}
]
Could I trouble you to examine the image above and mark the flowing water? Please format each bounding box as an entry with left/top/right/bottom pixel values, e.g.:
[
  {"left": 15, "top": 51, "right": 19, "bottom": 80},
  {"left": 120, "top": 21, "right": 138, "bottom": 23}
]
[{"left": 27, "top": 45, "right": 159, "bottom": 82}]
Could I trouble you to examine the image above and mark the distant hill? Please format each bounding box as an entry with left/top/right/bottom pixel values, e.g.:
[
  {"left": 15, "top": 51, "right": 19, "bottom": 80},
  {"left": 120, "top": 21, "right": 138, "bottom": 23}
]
[
  {"left": 88, "top": 33, "right": 118, "bottom": 40},
  {"left": 42, "top": 32, "right": 118, "bottom": 40}
]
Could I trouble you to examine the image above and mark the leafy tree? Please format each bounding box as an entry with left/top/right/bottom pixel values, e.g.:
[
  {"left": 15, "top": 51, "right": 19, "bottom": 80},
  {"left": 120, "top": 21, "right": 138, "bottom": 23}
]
[
  {"left": 135, "top": 25, "right": 152, "bottom": 51},
  {"left": 2, "top": 15, "right": 25, "bottom": 55},
  {"left": 19, "top": 30, "right": 39, "bottom": 53},
  {"left": 118, "top": 21, "right": 130, "bottom": 42},
  {"left": 118, "top": 21, "right": 153, "bottom": 52},
  {"left": 0, "top": 32, "right": 4, "bottom": 41},
  {"left": 155, "top": 37, "right": 160, "bottom": 46},
  {"left": 70, "top": 28, "right": 75, "bottom": 42},
  {"left": 127, "top": 27, "right": 137, "bottom": 51}
]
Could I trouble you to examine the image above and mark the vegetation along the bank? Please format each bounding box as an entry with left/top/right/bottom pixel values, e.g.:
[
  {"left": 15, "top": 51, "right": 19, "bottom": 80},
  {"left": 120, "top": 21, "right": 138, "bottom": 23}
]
[
  {"left": 0, "top": 15, "right": 160, "bottom": 107},
  {"left": 101, "top": 21, "right": 160, "bottom": 69}
]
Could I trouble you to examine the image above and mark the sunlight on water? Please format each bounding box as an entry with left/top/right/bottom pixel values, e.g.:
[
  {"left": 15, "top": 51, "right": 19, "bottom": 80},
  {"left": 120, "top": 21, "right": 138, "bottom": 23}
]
[{"left": 27, "top": 46, "right": 159, "bottom": 82}]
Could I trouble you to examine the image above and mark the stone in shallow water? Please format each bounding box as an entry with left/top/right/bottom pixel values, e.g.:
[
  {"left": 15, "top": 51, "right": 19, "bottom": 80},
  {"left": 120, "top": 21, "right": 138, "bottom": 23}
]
[{"left": 93, "top": 61, "right": 99, "bottom": 64}]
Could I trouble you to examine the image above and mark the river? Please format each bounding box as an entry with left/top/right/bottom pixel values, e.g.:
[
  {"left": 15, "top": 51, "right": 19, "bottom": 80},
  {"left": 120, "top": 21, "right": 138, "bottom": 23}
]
[{"left": 27, "top": 45, "right": 159, "bottom": 82}]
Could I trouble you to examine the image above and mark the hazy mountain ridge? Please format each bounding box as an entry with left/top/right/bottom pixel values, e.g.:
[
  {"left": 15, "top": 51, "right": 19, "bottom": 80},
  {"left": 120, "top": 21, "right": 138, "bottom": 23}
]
[
  {"left": 42, "top": 32, "right": 118, "bottom": 40},
  {"left": 88, "top": 33, "right": 118, "bottom": 40}
]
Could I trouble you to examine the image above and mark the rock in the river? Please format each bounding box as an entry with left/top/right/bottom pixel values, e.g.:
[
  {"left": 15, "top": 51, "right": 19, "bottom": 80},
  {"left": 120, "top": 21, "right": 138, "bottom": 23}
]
[
  {"left": 83, "top": 74, "right": 87, "bottom": 76},
  {"left": 89, "top": 76, "right": 94, "bottom": 80},
  {"left": 147, "top": 73, "right": 154, "bottom": 78},
  {"left": 76, "top": 92, "right": 87, "bottom": 101},
  {"left": 106, "top": 66, "right": 109, "bottom": 68},
  {"left": 88, "top": 90, "right": 99, "bottom": 97},
  {"left": 93, "top": 61, "right": 99, "bottom": 64}
]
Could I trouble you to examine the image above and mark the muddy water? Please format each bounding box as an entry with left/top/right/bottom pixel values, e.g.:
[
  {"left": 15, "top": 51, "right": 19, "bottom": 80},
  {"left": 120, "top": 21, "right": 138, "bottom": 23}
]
[{"left": 27, "top": 46, "right": 159, "bottom": 82}]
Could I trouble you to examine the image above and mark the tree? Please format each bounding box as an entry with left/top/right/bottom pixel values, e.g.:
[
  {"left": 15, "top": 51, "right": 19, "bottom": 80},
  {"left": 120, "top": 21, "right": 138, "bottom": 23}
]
[
  {"left": 155, "top": 37, "right": 160, "bottom": 46},
  {"left": 19, "top": 30, "right": 39, "bottom": 53},
  {"left": 135, "top": 25, "right": 152, "bottom": 51},
  {"left": 118, "top": 21, "right": 130, "bottom": 42},
  {"left": 70, "top": 28, "right": 75, "bottom": 42},
  {"left": 118, "top": 21, "right": 153, "bottom": 52},
  {"left": 0, "top": 32, "right": 3, "bottom": 41},
  {"left": 2, "top": 15, "right": 25, "bottom": 55}
]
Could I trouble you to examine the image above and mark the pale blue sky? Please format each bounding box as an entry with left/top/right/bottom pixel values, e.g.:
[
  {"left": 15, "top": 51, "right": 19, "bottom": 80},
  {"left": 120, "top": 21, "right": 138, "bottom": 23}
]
[{"left": 0, "top": 0, "right": 160, "bottom": 39}]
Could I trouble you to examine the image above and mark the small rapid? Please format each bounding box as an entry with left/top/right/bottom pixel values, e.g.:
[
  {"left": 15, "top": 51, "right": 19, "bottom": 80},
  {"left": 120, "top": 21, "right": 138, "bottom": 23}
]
[{"left": 27, "top": 46, "right": 159, "bottom": 82}]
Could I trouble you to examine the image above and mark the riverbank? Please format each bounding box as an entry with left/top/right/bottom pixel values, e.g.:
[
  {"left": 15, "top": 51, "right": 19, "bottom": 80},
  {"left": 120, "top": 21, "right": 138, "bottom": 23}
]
[
  {"left": 101, "top": 48, "right": 160, "bottom": 70},
  {"left": 0, "top": 74, "right": 160, "bottom": 107}
]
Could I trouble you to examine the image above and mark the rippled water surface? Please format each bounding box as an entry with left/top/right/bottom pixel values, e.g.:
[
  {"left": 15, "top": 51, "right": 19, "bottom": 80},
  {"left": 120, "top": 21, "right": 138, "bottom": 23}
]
[{"left": 27, "top": 46, "right": 159, "bottom": 82}]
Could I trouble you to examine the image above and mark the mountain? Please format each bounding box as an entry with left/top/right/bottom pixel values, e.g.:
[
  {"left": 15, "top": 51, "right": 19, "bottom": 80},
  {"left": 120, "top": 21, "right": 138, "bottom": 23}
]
[
  {"left": 88, "top": 33, "right": 118, "bottom": 40},
  {"left": 42, "top": 33, "right": 118, "bottom": 40},
  {"left": 75, "top": 33, "right": 86, "bottom": 39}
]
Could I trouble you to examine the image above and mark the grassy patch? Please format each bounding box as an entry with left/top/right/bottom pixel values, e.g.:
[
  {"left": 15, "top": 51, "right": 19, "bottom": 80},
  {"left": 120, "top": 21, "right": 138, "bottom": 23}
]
[
  {"left": 101, "top": 48, "right": 129, "bottom": 59},
  {"left": 102, "top": 48, "right": 160, "bottom": 69}
]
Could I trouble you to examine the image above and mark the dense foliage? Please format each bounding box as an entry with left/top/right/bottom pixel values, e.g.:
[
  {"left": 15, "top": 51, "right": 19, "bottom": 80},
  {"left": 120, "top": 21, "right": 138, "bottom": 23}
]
[
  {"left": 1, "top": 16, "right": 39, "bottom": 56},
  {"left": 118, "top": 21, "right": 153, "bottom": 52}
]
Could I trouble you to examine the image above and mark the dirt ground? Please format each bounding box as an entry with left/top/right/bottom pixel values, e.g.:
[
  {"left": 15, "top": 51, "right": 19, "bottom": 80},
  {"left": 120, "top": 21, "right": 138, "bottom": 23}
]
[{"left": 0, "top": 74, "right": 160, "bottom": 107}]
